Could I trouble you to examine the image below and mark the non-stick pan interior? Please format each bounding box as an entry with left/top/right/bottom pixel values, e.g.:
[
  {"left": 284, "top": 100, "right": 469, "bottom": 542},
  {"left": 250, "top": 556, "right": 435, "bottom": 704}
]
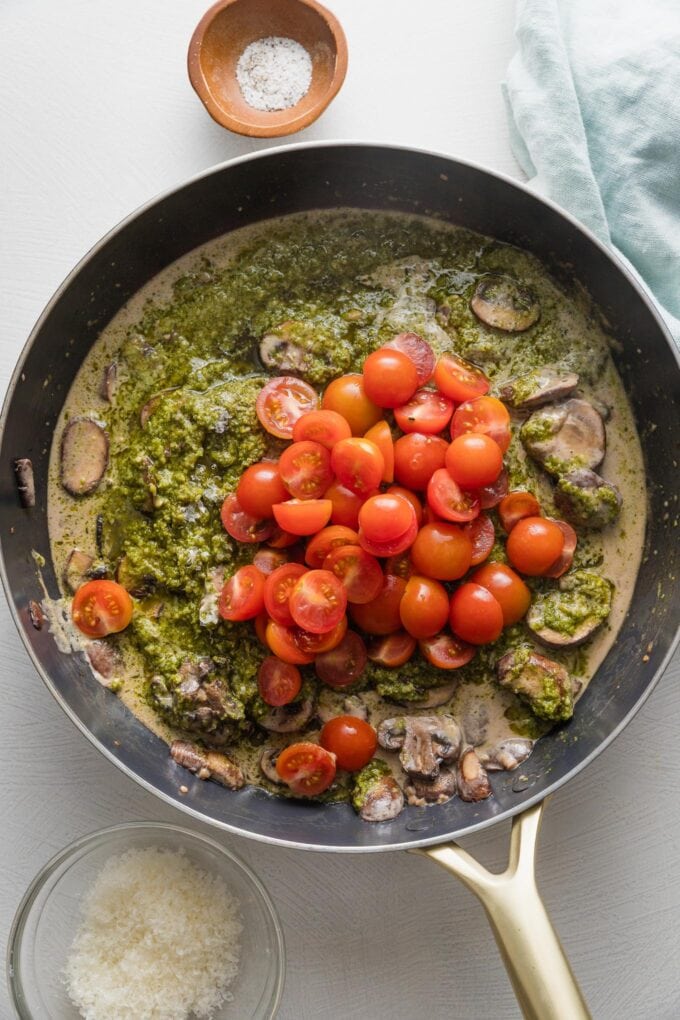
[{"left": 1, "top": 143, "right": 678, "bottom": 850}]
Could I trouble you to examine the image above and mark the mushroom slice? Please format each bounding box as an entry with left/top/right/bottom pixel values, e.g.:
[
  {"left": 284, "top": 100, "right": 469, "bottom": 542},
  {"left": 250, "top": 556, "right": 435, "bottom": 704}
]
[
  {"left": 520, "top": 398, "right": 605, "bottom": 476},
  {"left": 480, "top": 738, "right": 534, "bottom": 772},
  {"left": 259, "top": 328, "right": 310, "bottom": 374},
  {"left": 99, "top": 362, "right": 118, "bottom": 402},
  {"left": 351, "top": 759, "right": 404, "bottom": 822},
  {"left": 317, "top": 689, "right": 369, "bottom": 724},
  {"left": 471, "top": 275, "right": 540, "bottom": 332},
  {"left": 259, "top": 695, "right": 315, "bottom": 734},
  {"left": 403, "top": 681, "right": 457, "bottom": 709},
  {"left": 14, "top": 458, "right": 35, "bottom": 507},
  {"left": 406, "top": 767, "right": 457, "bottom": 806},
  {"left": 170, "top": 739, "right": 244, "bottom": 790},
  {"left": 86, "top": 640, "right": 120, "bottom": 682},
  {"left": 456, "top": 747, "right": 492, "bottom": 802},
  {"left": 115, "top": 554, "right": 156, "bottom": 598},
  {"left": 527, "top": 569, "right": 613, "bottom": 649},
  {"left": 555, "top": 468, "right": 622, "bottom": 529},
  {"left": 460, "top": 701, "right": 489, "bottom": 747},
  {"left": 499, "top": 366, "right": 579, "bottom": 409},
  {"left": 63, "top": 548, "right": 95, "bottom": 593},
  {"left": 60, "top": 418, "right": 109, "bottom": 496},
  {"left": 377, "top": 715, "right": 463, "bottom": 779},
  {"left": 259, "top": 747, "right": 285, "bottom": 784},
  {"left": 497, "top": 646, "right": 575, "bottom": 722}
]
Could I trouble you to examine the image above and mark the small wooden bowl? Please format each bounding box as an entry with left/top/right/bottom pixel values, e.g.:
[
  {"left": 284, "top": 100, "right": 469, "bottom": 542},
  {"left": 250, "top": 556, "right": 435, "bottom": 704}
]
[{"left": 188, "top": 0, "right": 348, "bottom": 138}]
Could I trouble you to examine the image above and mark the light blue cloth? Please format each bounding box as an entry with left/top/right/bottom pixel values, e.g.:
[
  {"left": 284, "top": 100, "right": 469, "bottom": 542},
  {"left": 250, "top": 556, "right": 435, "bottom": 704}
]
[{"left": 503, "top": 0, "right": 680, "bottom": 342}]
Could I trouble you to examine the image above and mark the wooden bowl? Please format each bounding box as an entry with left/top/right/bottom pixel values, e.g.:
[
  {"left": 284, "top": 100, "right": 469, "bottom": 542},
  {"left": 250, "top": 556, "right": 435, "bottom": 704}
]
[{"left": 188, "top": 0, "right": 348, "bottom": 138}]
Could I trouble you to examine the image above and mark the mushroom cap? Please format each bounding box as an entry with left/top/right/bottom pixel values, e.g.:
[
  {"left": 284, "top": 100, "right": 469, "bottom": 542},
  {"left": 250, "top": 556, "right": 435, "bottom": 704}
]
[{"left": 471, "top": 274, "right": 540, "bottom": 332}]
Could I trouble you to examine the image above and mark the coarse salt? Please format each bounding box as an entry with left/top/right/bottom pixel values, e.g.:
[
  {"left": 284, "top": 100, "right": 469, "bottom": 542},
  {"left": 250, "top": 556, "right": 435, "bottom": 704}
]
[{"left": 236, "top": 36, "right": 312, "bottom": 112}]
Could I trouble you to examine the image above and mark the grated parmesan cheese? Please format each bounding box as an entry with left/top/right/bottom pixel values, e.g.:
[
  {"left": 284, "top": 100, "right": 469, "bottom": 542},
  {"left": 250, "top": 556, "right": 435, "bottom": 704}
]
[
  {"left": 64, "top": 846, "right": 242, "bottom": 1020},
  {"left": 236, "top": 37, "right": 312, "bottom": 112}
]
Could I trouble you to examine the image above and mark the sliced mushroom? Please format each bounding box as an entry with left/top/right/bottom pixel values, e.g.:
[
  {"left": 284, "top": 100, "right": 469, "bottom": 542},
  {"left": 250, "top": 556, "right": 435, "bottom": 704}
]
[
  {"left": 351, "top": 760, "right": 404, "bottom": 822},
  {"left": 28, "top": 600, "right": 44, "bottom": 630},
  {"left": 170, "top": 659, "right": 246, "bottom": 745},
  {"left": 555, "top": 468, "right": 622, "bottom": 529},
  {"left": 259, "top": 695, "right": 315, "bottom": 734},
  {"left": 259, "top": 329, "right": 310, "bottom": 374},
  {"left": 527, "top": 569, "right": 613, "bottom": 649},
  {"left": 377, "top": 715, "right": 463, "bottom": 779},
  {"left": 497, "top": 646, "right": 575, "bottom": 722},
  {"left": 99, "top": 362, "right": 118, "bottom": 402},
  {"left": 471, "top": 275, "right": 540, "bottom": 332},
  {"left": 140, "top": 388, "right": 176, "bottom": 428},
  {"left": 480, "top": 738, "right": 534, "bottom": 772},
  {"left": 317, "top": 689, "right": 369, "bottom": 724},
  {"left": 456, "top": 747, "right": 492, "bottom": 802},
  {"left": 14, "top": 458, "right": 35, "bottom": 507},
  {"left": 60, "top": 418, "right": 109, "bottom": 496},
  {"left": 86, "top": 640, "right": 120, "bottom": 681},
  {"left": 520, "top": 398, "right": 605, "bottom": 476},
  {"left": 259, "top": 747, "right": 285, "bottom": 784},
  {"left": 170, "top": 739, "right": 244, "bottom": 790},
  {"left": 115, "top": 554, "right": 156, "bottom": 598},
  {"left": 460, "top": 702, "right": 489, "bottom": 747},
  {"left": 403, "top": 681, "right": 457, "bottom": 709},
  {"left": 406, "top": 767, "right": 457, "bottom": 806},
  {"left": 499, "top": 367, "right": 579, "bottom": 409},
  {"left": 62, "top": 549, "right": 95, "bottom": 593}
]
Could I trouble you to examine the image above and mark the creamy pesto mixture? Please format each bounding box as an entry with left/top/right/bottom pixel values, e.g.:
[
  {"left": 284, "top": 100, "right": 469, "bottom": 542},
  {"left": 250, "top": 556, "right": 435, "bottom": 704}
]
[{"left": 47, "top": 210, "right": 646, "bottom": 804}]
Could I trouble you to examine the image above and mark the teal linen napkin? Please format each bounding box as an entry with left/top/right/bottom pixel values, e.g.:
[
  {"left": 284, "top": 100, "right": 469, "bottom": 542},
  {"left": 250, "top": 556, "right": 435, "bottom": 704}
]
[{"left": 503, "top": 0, "right": 680, "bottom": 342}]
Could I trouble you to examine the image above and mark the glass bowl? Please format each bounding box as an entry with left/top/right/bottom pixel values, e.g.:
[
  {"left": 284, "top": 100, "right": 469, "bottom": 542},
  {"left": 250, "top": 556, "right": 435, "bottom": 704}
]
[{"left": 7, "top": 821, "right": 285, "bottom": 1019}]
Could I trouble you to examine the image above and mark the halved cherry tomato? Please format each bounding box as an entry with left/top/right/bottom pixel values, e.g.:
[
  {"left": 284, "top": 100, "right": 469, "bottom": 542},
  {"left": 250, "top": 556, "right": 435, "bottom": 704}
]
[
  {"left": 367, "top": 630, "right": 417, "bottom": 667},
  {"left": 463, "top": 514, "right": 495, "bottom": 566},
  {"left": 253, "top": 547, "right": 289, "bottom": 576},
  {"left": 72, "top": 580, "right": 133, "bottom": 637},
  {"left": 289, "top": 569, "right": 347, "bottom": 634},
  {"left": 543, "top": 520, "right": 577, "bottom": 579},
  {"left": 498, "top": 491, "right": 542, "bottom": 532},
  {"left": 394, "top": 388, "right": 454, "bottom": 435},
  {"left": 324, "top": 479, "right": 369, "bottom": 529},
  {"left": 385, "top": 332, "right": 435, "bottom": 385},
  {"left": 221, "top": 494, "right": 274, "bottom": 544},
  {"left": 400, "top": 575, "right": 450, "bottom": 639},
  {"left": 393, "top": 433, "right": 449, "bottom": 490},
  {"left": 272, "top": 499, "right": 333, "bottom": 536},
  {"left": 349, "top": 575, "right": 406, "bottom": 635},
  {"left": 331, "top": 437, "right": 385, "bottom": 497},
  {"left": 362, "top": 348, "right": 419, "bottom": 407},
  {"left": 320, "top": 716, "right": 378, "bottom": 771},
  {"left": 469, "top": 563, "right": 531, "bottom": 626},
  {"left": 364, "top": 420, "right": 394, "bottom": 483},
  {"left": 358, "top": 492, "right": 416, "bottom": 543},
  {"left": 256, "top": 376, "right": 318, "bottom": 439},
  {"left": 449, "top": 583, "right": 504, "bottom": 644},
  {"left": 478, "top": 468, "right": 509, "bottom": 509},
  {"left": 445, "top": 433, "right": 503, "bottom": 489},
  {"left": 267, "top": 526, "right": 301, "bottom": 549},
  {"left": 434, "top": 353, "right": 490, "bottom": 403},
  {"left": 383, "top": 552, "right": 414, "bottom": 580},
  {"left": 264, "top": 563, "right": 307, "bottom": 626},
  {"left": 387, "top": 486, "right": 423, "bottom": 526},
  {"left": 294, "top": 616, "right": 348, "bottom": 655},
  {"left": 419, "top": 632, "right": 476, "bottom": 669},
  {"left": 293, "top": 409, "right": 352, "bottom": 449},
  {"left": 451, "top": 395, "right": 511, "bottom": 453},
  {"left": 315, "top": 631, "right": 368, "bottom": 687},
  {"left": 410, "top": 522, "right": 473, "bottom": 580},
  {"left": 358, "top": 514, "right": 419, "bottom": 557},
  {"left": 305, "top": 525, "right": 360, "bottom": 568},
  {"left": 265, "top": 619, "right": 315, "bottom": 664},
  {"left": 278, "top": 441, "right": 333, "bottom": 500},
  {"left": 236, "top": 461, "right": 288, "bottom": 519},
  {"left": 218, "top": 565, "right": 266, "bottom": 621},
  {"left": 322, "top": 374, "right": 382, "bottom": 435},
  {"left": 276, "top": 742, "right": 337, "bottom": 797},
  {"left": 506, "top": 516, "right": 565, "bottom": 576},
  {"left": 257, "top": 656, "right": 302, "bottom": 707},
  {"left": 427, "top": 468, "right": 480, "bottom": 523},
  {"left": 254, "top": 612, "right": 270, "bottom": 645},
  {"left": 323, "top": 545, "right": 384, "bottom": 604}
]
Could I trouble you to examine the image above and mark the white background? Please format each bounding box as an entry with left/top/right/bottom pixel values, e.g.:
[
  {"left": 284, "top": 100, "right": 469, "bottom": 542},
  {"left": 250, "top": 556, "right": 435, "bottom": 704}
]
[{"left": 2, "top": 2, "right": 679, "bottom": 1017}]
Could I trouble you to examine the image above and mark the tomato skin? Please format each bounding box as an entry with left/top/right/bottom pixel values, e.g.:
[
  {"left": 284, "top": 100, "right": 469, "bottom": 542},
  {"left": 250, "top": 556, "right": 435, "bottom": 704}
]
[
  {"left": 394, "top": 388, "right": 454, "bottom": 435},
  {"left": 323, "top": 545, "right": 384, "bottom": 604},
  {"left": 364, "top": 420, "right": 395, "bottom": 483},
  {"left": 358, "top": 492, "right": 416, "bottom": 543},
  {"left": 219, "top": 566, "right": 266, "bottom": 621},
  {"left": 498, "top": 491, "right": 542, "bottom": 532},
  {"left": 305, "top": 525, "right": 360, "bottom": 568},
  {"left": 256, "top": 376, "right": 318, "bottom": 439},
  {"left": 393, "top": 433, "right": 449, "bottom": 490},
  {"left": 315, "top": 631, "right": 368, "bottom": 687},
  {"left": 254, "top": 612, "right": 270, "bottom": 645},
  {"left": 272, "top": 499, "right": 333, "bottom": 536},
  {"left": 449, "top": 583, "right": 504, "bottom": 645},
  {"left": 478, "top": 468, "right": 509, "bottom": 510},
  {"left": 288, "top": 569, "right": 348, "bottom": 634},
  {"left": 72, "top": 580, "right": 133, "bottom": 637},
  {"left": 253, "top": 547, "right": 289, "bottom": 576},
  {"left": 367, "top": 630, "right": 417, "bottom": 667},
  {"left": 451, "top": 395, "right": 511, "bottom": 453},
  {"left": 331, "top": 437, "right": 385, "bottom": 497},
  {"left": 543, "top": 519, "right": 577, "bottom": 579},
  {"left": 463, "top": 514, "right": 495, "bottom": 566},
  {"left": 469, "top": 563, "right": 531, "bottom": 626},
  {"left": 221, "top": 494, "right": 274, "bottom": 544},
  {"left": 419, "top": 632, "right": 476, "bottom": 669},
  {"left": 410, "top": 522, "right": 473, "bottom": 581},
  {"left": 292, "top": 409, "right": 351, "bottom": 449},
  {"left": 445, "top": 433, "right": 503, "bottom": 489},
  {"left": 387, "top": 486, "right": 423, "bottom": 526},
  {"left": 320, "top": 716, "right": 378, "bottom": 771},
  {"left": 257, "top": 656, "right": 302, "bottom": 707},
  {"left": 385, "top": 333, "right": 435, "bottom": 385},
  {"left": 263, "top": 563, "right": 307, "bottom": 626},
  {"left": 278, "top": 441, "right": 333, "bottom": 500},
  {"left": 363, "top": 348, "right": 419, "bottom": 408},
  {"left": 427, "top": 468, "right": 480, "bottom": 523},
  {"left": 236, "top": 461, "right": 288, "bottom": 519},
  {"left": 383, "top": 552, "right": 414, "bottom": 580},
  {"left": 267, "top": 526, "right": 301, "bottom": 549},
  {"left": 322, "top": 374, "right": 382, "bottom": 435},
  {"left": 358, "top": 514, "right": 418, "bottom": 557},
  {"left": 506, "top": 516, "right": 565, "bottom": 576},
  {"left": 265, "top": 620, "right": 315, "bottom": 664},
  {"left": 434, "top": 353, "right": 490, "bottom": 403},
  {"left": 324, "top": 480, "right": 369, "bottom": 529},
  {"left": 349, "top": 574, "right": 406, "bottom": 635},
  {"left": 400, "top": 575, "right": 450, "bottom": 639},
  {"left": 276, "top": 742, "right": 337, "bottom": 797},
  {"left": 294, "top": 616, "right": 348, "bottom": 655}
]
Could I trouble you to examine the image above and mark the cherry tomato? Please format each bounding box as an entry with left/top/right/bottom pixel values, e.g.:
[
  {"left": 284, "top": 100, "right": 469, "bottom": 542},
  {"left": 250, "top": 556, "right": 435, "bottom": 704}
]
[
  {"left": 221, "top": 493, "right": 274, "bottom": 544},
  {"left": 277, "top": 441, "right": 333, "bottom": 500},
  {"left": 315, "top": 631, "right": 368, "bottom": 687},
  {"left": 478, "top": 468, "right": 509, "bottom": 509},
  {"left": 394, "top": 388, "right": 454, "bottom": 435},
  {"left": 324, "top": 479, "right": 369, "bottom": 529},
  {"left": 293, "top": 409, "right": 351, "bottom": 449},
  {"left": 410, "top": 522, "right": 473, "bottom": 580},
  {"left": 254, "top": 611, "right": 270, "bottom": 645},
  {"left": 294, "top": 616, "right": 348, "bottom": 655},
  {"left": 358, "top": 492, "right": 416, "bottom": 543},
  {"left": 322, "top": 374, "right": 382, "bottom": 435},
  {"left": 267, "top": 526, "right": 301, "bottom": 549},
  {"left": 387, "top": 485, "right": 423, "bottom": 526},
  {"left": 427, "top": 468, "right": 480, "bottom": 523},
  {"left": 349, "top": 575, "right": 406, "bottom": 635},
  {"left": 218, "top": 565, "right": 265, "bottom": 621},
  {"left": 383, "top": 552, "right": 414, "bottom": 580},
  {"left": 506, "top": 516, "right": 565, "bottom": 576},
  {"left": 400, "top": 575, "right": 450, "bottom": 639},
  {"left": 385, "top": 332, "right": 435, "bottom": 385},
  {"left": 257, "top": 656, "right": 302, "bottom": 707},
  {"left": 272, "top": 499, "right": 333, "bottom": 536},
  {"left": 72, "top": 580, "right": 133, "bottom": 637},
  {"left": 320, "top": 716, "right": 378, "bottom": 771},
  {"left": 331, "top": 437, "right": 385, "bottom": 497},
  {"left": 469, "top": 562, "right": 531, "bottom": 626},
  {"left": 543, "top": 520, "right": 577, "bottom": 579},
  {"left": 253, "top": 547, "right": 289, "bottom": 575},
  {"left": 276, "top": 742, "right": 337, "bottom": 797},
  {"left": 305, "top": 525, "right": 360, "bottom": 568},
  {"left": 445, "top": 433, "right": 503, "bottom": 489},
  {"left": 451, "top": 395, "right": 511, "bottom": 453},
  {"left": 394, "top": 433, "right": 449, "bottom": 490},
  {"left": 362, "top": 348, "right": 418, "bottom": 408},
  {"left": 498, "top": 491, "right": 542, "bottom": 532},
  {"left": 323, "top": 545, "right": 384, "bottom": 604},
  {"left": 236, "top": 461, "right": 288, "bottom": 519},
  {"left": 289, "top": 569, "right": 348, "bottom": 634},
  {"left": 264, "top": 563, "right": 307, "bottom": 626},
  {"left": 256, "top": 376, "right": 318, "bottom": 439},
  {"left": 434, "top": 353, "right": 490, "bottom": 403},
  {"left": 419, "top": 632, "right": 476, "bottom": 669},
  {"left": 463, "top": 514, "right": 495, "bottom": 565},
  {"left": 364, "top": 420, "right": 394, "bottom": 483},
  {"left": 358, "top": 514, "right": 419, "bottom": 557},
  {"left": 449, "top": 583, "right": 504, "bottom": 644},
  {"left": 366, "top": 630, "right": 417, "bottom": 667},
  {"left": 265, "top": 619, "right": 315, "bottom": 664}
]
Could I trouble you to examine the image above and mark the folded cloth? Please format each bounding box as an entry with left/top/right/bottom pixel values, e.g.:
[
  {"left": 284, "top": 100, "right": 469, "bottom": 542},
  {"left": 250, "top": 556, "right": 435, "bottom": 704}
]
[{"left": 503, "top": 0, "right": 680, "bottom": 342}]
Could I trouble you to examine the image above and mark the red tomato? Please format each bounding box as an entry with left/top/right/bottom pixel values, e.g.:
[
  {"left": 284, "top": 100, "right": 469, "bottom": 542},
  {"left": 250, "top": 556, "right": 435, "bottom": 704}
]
[
  {"left": 400, "top": 575, "right": 450, "bottom": 639},
  {"left": 394, "top": 388, "right": 454, "bottom": 435},
  {"left": 387, "top": 486, "right": 423, "bottom": 526},
  {"left": 236, "top": 461, "right": 288, "bottom": 519},
  {"left": 265, "top": 619, "right": 315, "bottom": 664},
  {"left": 358, "top": 514, "right": 419, "bottom": 557},
  {"left": 463, "top": 514, "right": 495, "bottom": 565},
  {"left": 362, "top": 348, "right": 418, "bottom": 408},
  {"left": 506, "top": 516, "right": 565, "bottom": 576},
  {"left": 276, "top": 742, "right": 337, "bottom": 797},
  {"left": 305, "top": 525, "right": 360, "bottom": 568},
  {"left": 349, "top": 575, "right": 406, "bottom": 635},
  {"left": 366, "top": 630, "right": 416, "bottom": 667},
  {"left": 364, "top": 420, "right": 395, "bottom": 483},
  {"left": 469, "top": 562, "right": 531, "bottom": 626},
  {"left": 331, "top": 437, "right": 385, "bottom": 497},
  {"left": 427, "top": 468, "right": 480, "bottom": 523},
  {"left": 419, "top": 632, "right": 476, "bottom": 669},
  {"left": 253, "top": 547, "right": 289, "bottom": 576},
  {"left": 254, "top": 612, "right": 270, "bottom": 645},
  {"left": 264, "top": 563, "right": 307, "bottom": 626},
  {"left": 294, "top": 616, "right": 348, "bottom": 655},
  {"left": 478, "top": 468, "right": 509, "bottom": 509},
  {"left": 267, "top": 526, "right": 301, "bottom": 549},
  {"left": 288, "top": 569, "right": 348, "bottom": 634},
  {"left": 498, "top": 491, "right": 542, "bottom": 532},
  {"left": 72, "top": 580, "right": 133, "bottom": 638},
  {"left": 278, "top": 441, "right": 333, "bottom": 500},
  {"left": 358, "top": 492, "right": 416, "bottom": 543},
  {"left": 272, "top": 499, "right": 333, "bottom": 536},
  {"left": 315, "top": 631, "right": 368, "bottom": 687},
  {"left": 393, "top": 433, "right": 449, "bottom": 490},
  {"left": 324, "top": 479, "right": 369, "bottom": 529},
  {"left": 256, "top": 376, "right": 318, "bottom": 439},
  {"left": 323, "top": 545, "right": 384, "bottom": 604},
  {"left": 320, "top": 716, "right": 378, "bottom": 771},
  {"left": 451, "top": 395, "right": 511, "bottom": 453},
  {"left": 445, "top": 433, "right": 503, "bottom": 489},
  {"left": 322, "top": 374, "right": 382, "bottom": 435},
  {"left": 449, "top": 583, "right": 504, "bottom": 644},
  {"left": 543, "top": 520, "right": 577, "bottom": 579},
  {"left": 434, "top": 353, "right": 490, "bottom": 403},
  {"left": 218, "top": 566, "right": 265, "bottom": 621},
  {"left": 410, "top": 522, "right": 472, "bottom": 581},
  {"left": 385, "top": 332, "right": 435, "bottom": 385},
  {"left": 221, "top": 494, "right": 274, "bottom": 544},
  {"left": 383, "top": 552, "right": 414, "bottom": 580},
  {"left": 293, "top": 409, "right": 351, "bottom": 449},
  {"left": 257, "top": 656, "right": 302, "bottom": 707}
]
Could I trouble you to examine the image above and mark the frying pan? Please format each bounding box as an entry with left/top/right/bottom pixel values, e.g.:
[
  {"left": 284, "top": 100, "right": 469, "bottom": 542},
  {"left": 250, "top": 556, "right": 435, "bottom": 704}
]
[{"left": 2, "top": 143, "right": 679, "bottom": 1019}]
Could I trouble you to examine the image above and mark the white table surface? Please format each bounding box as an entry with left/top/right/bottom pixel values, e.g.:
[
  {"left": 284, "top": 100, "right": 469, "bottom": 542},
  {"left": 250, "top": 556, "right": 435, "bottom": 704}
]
[{"left": 2, "top": 2, "right": 679, "bottom": 1017}]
